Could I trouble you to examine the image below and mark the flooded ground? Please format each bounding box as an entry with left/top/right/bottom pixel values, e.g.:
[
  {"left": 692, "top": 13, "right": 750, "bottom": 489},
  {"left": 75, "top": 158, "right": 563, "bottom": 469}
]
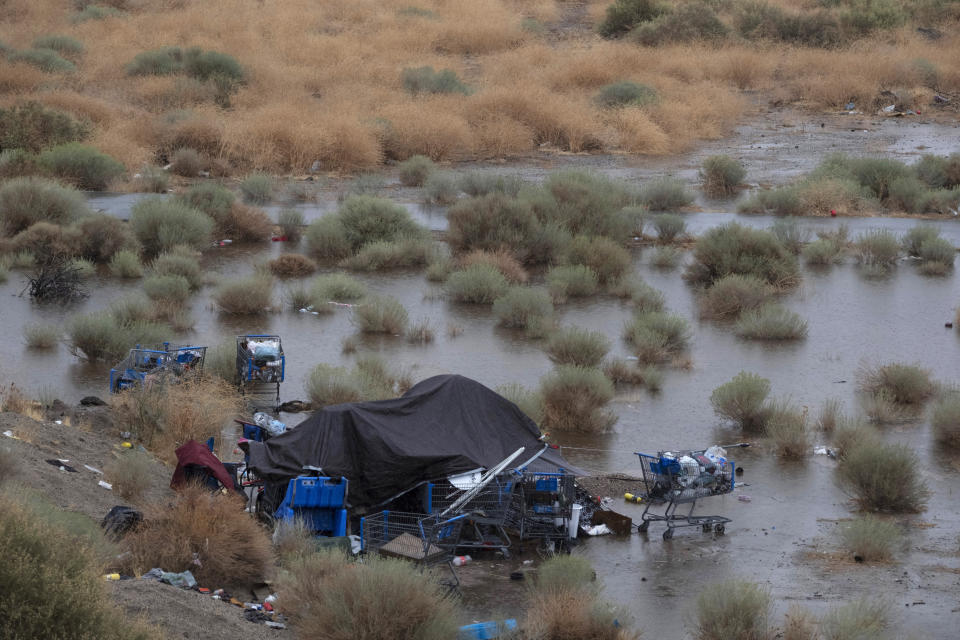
[{"left": 5, "top": 108, "right": 960, "bottom": 637}]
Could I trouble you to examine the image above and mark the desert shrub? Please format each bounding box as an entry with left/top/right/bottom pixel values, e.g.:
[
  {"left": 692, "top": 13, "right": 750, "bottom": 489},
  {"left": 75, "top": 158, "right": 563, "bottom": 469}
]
[
  {"left": 857, "top": 362, "right": 934, "bottom": 405},
  {"left": 887, "top": 175, "right": 928, "bottom": 213},
  {"left": 0, "top": 495, "right": 161, "bottom": 640},
  {"left": 547, "top": 264, "right": 599, "bottom": 301},
  {"left": 10, "top": 221, "right": 80, "bottom": 264},
  {"left": 126, "top": 47, "right": 184, "bottom": 75},
  {"left": 169, "top": 147, "right": 203, "bottom": 177},
  {"left": 623, "top": 310, "right": 689, "bottom": 362},
  {"left": 73, "top": 213, "right": 138, "bottom": 262},
  {"left": 917, "top": 237, "right": 955, "bottom": 269},
  {"left": 109, "top": 293, "right": 154, "bottom": 325},
  {"left": 306, "top": 356, "right": 411, "bottom": 405},
  {"left": 447, "top": 193, "right": 539, "bottom": 256},
  {"left": 737, "top": 186, "right": 803, "bottom": 216},
  {"left": 239, "top": 172, "right": 273, "bottom": 203},
  {"left": 598, "top": 0, "right": 670, "bottom": 38},
  {"left": 931, "top": 392, "right": 960, "bottom": 448},
  {"left": 214, "top": 274, "right": 272, "bottom": 313},
  {"left": 840, "top": 515, "right": 900, "bottom": 562},
  {"left": 278, "top": 208, "right": 304, "bottom": 242},
  {"left": 539, "top": 171, "right": 638, "bottom": 238},
  {"left": 286, "top": 284, "right": 314, "bottom": 311},
  {"left": 817, "top": 397, "right": 844, "bottom": 433},
  {"left": 900, "top": 225, "right": 936, "bottom": 257},
  {"left": 617, "top": 277, "right": 666, "bottom": 313},
  {"left": 72, "top": 4, "right": 123, "bottom": 22},
  {"left": 310, "top": 272, "right": 367, "bottom": 305},
  {"left": 735, "top": 304, "right": 808, "bottom": 340},
  {"left": 152, "top": 250, "right": 202, "bottom": 289},
  {"left": 649, "top": 246, "right": 681, "bottom": 270},
  {"left": 277, "top": 551, "right": 458, "bottom": 640},
  {"left": 839, "top": 441, "right": 928, "bottom": 512},
  {"left": 699, "top": 274, "right": 774, "bottom": 320},
  {"left": 352, "top": 295, "right": 409, "bottom": 334},
  {"left": 492, "top": 286, "right": 553, "bottom": 330},
  {"left": 225, "top": 203, "right": 272, "bottom": 242},
  {"left": 343, "top": 237, "right": 433, "bottom": 271},
  {"left": 423, "top": 171, "right": 460, "bottom": 205},
  {"left": 802, "top": 237, "right": 846, "bottom": 266},
  {"left": 129, "top": 197, "right": 214, "bottom": 255},
  {"left": 819, "top": 598, "right": 889, "bottom": 640},
  {"left": 594, "top": 81, "right": 658, "bottom": 108},
  {"left": 0, "top": 177, "right": 89, "bottom": 236},
  {"left": 496, "top": 383, "right": 545, "bottom": 425},
  {"left": 123, "top": 484, "right": 271, "bottom": 586},
  {"left": 342, "top": 173, "right": 384, "bottom": 198},
  {"left": 182, "top": 47, "right": 244, "bottom": 85},
  {"left": 338, "top": 196, "right": 425, "bottom": 250},
  {"left": 425, "top": 255, "right": 453, "bottom": 282},
  {"left": 0, "top": 101, "right": 89, "bottom": 153},
  {"left": 652, "top": 213, "right": 685, "bottom": 242},
  {"left": 565, "top": 235, "right": 631, "bottom": 284},
  {"left": 0, "top": 444, "right": 23, "bottom": 484},
  {"left": 204, "top": 338, "right": 238, "bottom": 384},
  {"left": 693, "top": 579, "right": 771, "bottom": 640},
  {"left": 458, "top": 172, "right": 524, "bottom": 198},
  {"left": 540, "top": 365, "right": 616, "bottom": 432},
  {"left": 460, "top": 248, "right": 528, "bottom": 283},
  {"left": 178, "top": 182, "right": 234, "bottom": 225},
  {"left": 33, "top": 35, "right": 85, "bottom": 57},
  {"left": 770, "top": 218, "right": 810, "bottom": 255},
  {"left": 685, "top": 223, "right": 798, "bottom": 287},
  {"left": 68, "top": 312, "right": 167, "bottom": 361},
  {"left": 639, "top": 177, "right": 693, "bottom": 211},
  {"left": 632, "top": 3, "right": 728, "bottom": 45},
  {"left": 9, "top": 48, "right": 76, "bottom": 73},
  {"left": 268, "top": 253, "right": 317, "bottom": 278},
  {"left": 546, "top": 327, "right": 610, "bottom": 367},
  {"left": 405, "top": 318, "right": 435, "bottom": 344},
  {"left": 782, "top": 606, "right": 817, "bottom": 640},
  {"left": 143, "top": 274, "right": 190, "bottom": 304},
  {"left": 710, "top": 371, "right": 771, "bottom": 431},
  {"left": 104, "top": 450, "right": 153, "bottom": 502},
  {"left": 283, "top": 180, "right": 316, "bottom": 203},
  {"left": 71, "top": 257, "right": 96, "bottom": 278},
  {"left": 446, "top": 264, "right": 509, "bottom": 303},
  {"left": 37, "top": 143, "right": 123, "bottom": 190},
  {"left": 765, "top": 398, "right": 809, "bottom": 458},
  {"left": 0, "top": 148, "right": 37, "bottom": 178},
  {"left": 23, "top": 323, "right": 59, "bottom": 349},
  {"left": 603, "top": 358, "right": 644, "bottom": 385},
  {"left": 401, "top": 66, "right": 470, "bottom": 95},
  {"left": 398, "top": 155, "right": 435, "bottom": 186},
  {"left": 306, "top": 216, "right": 351, "bottom": 259},
  {"left": 700, "top": 155, "right": 745, "bottom": 197}
]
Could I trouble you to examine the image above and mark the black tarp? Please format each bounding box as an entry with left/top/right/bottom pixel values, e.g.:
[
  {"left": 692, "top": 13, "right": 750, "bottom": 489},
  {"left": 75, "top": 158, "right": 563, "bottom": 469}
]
[{"left": 247, "top": 374, "right": 587, "bottom": 511}]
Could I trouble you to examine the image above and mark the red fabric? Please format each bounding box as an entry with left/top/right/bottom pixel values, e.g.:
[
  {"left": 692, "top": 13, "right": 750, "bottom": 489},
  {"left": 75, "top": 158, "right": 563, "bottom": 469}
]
[{"left": 170, "top": 440, "right": 235, "bottom": 491}]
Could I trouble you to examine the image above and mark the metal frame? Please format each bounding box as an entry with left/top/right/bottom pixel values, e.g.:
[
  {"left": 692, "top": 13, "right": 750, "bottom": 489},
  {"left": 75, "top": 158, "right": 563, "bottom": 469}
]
[
  {"left": 236, "top": 335, "right": 284, "bottom": 412},
  {"left": 109, "top": 342, "right": 207, "bottom": 393}
]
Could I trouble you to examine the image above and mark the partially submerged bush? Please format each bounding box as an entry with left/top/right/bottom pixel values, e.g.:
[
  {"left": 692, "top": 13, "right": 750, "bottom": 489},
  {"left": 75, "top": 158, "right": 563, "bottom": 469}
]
[
  {"left": 547, "top": 264, "right": 599, "bottom": 302},
  {"left": 152, "top": 250, "right": 202, "bottom": 289},
  {"left": 278, "top": 208, "right": 304, "bottom": 242},
  {"left": 310, "top": 272, "right": 367, "bottom": 304},
  {"left": 23, "top": 323, "right": 59, "bottom": 349},
  {"left": 735, "top": 304, "right": 808, "bottom": 340},
  {"left": 839, "top": 441, "right": 929, "bottom": 512},
  {"left": 352, "top": 295, "right": 409, "bottom": 334},
  {"left": 770, "top": 218, "right": 810, "bottom": 256},
  {"left": 857, "top": 362, "right": 934, "bottom": 406},
  {"left": 337, "top": 195, "right": 426, "bottom": 250},
  {"left": 566, "top": 235, "right": 631, "bottom": 285},
  {"left": 123, "top": 484, "right": 272, "bottom": 586},
  {"left": 73, "top": 213, "right": 138, "bottom": 263},
  {"left": 819, "top": 598, "right": 890, "bottom": 640},
  {"left": 685, "top": 223, "right": 798, "bottom": 288},
  {"left": 306, "top": 356, "right": 409, "bottom": 406},
  {"left": 540, "top": 365, "right": 616, "bottom": 432},
  {"left": 37, "top": 143, "right": 124, "bottom": 190},
  {"left": 623, "top": 310, "right": 690, "bottom": 363},
  {"left": 496, "top": 383, "right": 545, "bottom": 425},
  {"left": 397, "top": 155, "right": 435, "bottom": 187},
  {"left": 342, "top": 237, "right": 432, "bottom": 271},
  {"left": 68, "top": 312, "right": 168, "bottom": 361},
  {"left": 652, "top": 213, "right": 685, "bottom": 243},
  {"left": 0, "top": 177, "right": 89, "bottom": 236},
  {"left": 931, "top": 392, "right": 960, "bottom": 448},
  {"left": 170, "top": 148, "right": 203, "bottom": 177},
  {"left": 129, "top": 197, "right": 214, "bottom": 255},
  {"left": 651, "top": 245, "right": 682, "bottom": 269},
  {"left": 460, "top": 248, "right": 527, "bottom": 284},
  {"left": 405, "top": 318, "right": 434, "bottom": 344},
  {"left": 143, "top": 274, "right": 190, "bottom": 305},
  {"left": 545, "top": 327, "right": 610, "bottom": 367},
  {"left": 214, "top": 275, "right": 273, "bottom": 314},
  {"left": 306, "top": 216, "right": 351, "bottom": 259},
  {"left": 765, "top": 399, "right": 809, "bottom": 458},
  {"left": 595, "top": 81, "right": 658, "bottom": 108},
  {"left": 225, "top": 203, "right": 272, "bottom": 242},
  {"left": 446, "top": 264, "right": 508, "bottom": 304},
  {"left": 710, "top": 371, "right": 770, "bottom": 431},
  {"left": 239, "top": 172, "right": 273, "bottom": 204},
  {"left": 492, "top": 286, "right": 553, "bottom": 330},
  {"left": 178, "top": 182, "right": 234, "bottom": 225},
  {"left": 831, "top": 418, "right": 881, "bottom": 460},
  {"left": 693, "top": 580, "right": 771, "bottom": 640},
  {"left": 840, "top": 515, "right": 900, "bottom": 562},
  {"left": 639, "top": 177, "right": 693, "bottom": 211},
  {"left": 854, "top": 229, "right": 899, "bottom": 267},
  {"left": 699, "top": 274, "right": 774, "bottom": 320},
  {"left": 268, "top": 253, "right": 317, "bottom": 277},
  {"left": 278, "top": 551, "right": 459, "bottom": 640},
  {"left": 423, "top": 171, "right": 459, "bottom": 205},
  {"left": 458, "top": 172, "right": 523, "bottom": 198},
  {"left": 817, "top": 397, "right": 844, "bottom": 433},
  {"left": 701, "top": 155, "right": 746, "bottom": 197},
  {"left": 104, "top": 450, "right": 154, "bottom": 502}
]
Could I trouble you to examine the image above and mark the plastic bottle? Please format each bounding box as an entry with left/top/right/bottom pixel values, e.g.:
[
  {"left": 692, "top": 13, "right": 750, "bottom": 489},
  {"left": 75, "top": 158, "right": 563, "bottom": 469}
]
[
  {"left": 452, "top": 555, "right": 472, "bottom": 566},
  {"left": 624, "top": 492, "right": 643, "bottom": 503}
]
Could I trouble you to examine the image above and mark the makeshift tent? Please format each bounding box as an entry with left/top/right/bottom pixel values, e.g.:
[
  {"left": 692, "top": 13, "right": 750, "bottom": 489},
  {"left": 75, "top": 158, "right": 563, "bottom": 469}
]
[
  {"left": 171, "top": 440, "right": 239, "bottom": 492},
  {"left": 247, "top": 374, "right": 587, "bottom": 512}
]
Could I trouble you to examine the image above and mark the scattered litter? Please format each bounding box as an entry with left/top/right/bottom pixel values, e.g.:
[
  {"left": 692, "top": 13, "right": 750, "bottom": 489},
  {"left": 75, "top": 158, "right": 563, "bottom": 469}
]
[
  {"left": 582, "top": 524, "right": 612, "bottom": 536},
  {"left": 2, "top": 430, "right": 14, "bottom": 438},
  {"left": 254, "top": 412, "right": 287, "bottom": 436},
  {"left": 244, "top": 602, "right": 263, "bottom": 610},
  {"left": 142, "top": 568, "right": 164, "bottom": 580},
  {"left": 459, "top": 620, "right": 517, "bottom": 639},
  {"left": 98, "top": 480, "right": 113, "bottom": 490},
  {"left": 510, "top": 571, "right": 524, "bottom": 580},
  {"left": 844, "top": 102, "right": 855, "bottom": 110},
  {"left": 265, "top": 622, "right": 286, "bottom": 630},
  {"left": 54, "top": 419, "right": 62, "bottom": 425},
  {"left": 121, "top": 442, "right": 132, "bottom": 449},
  {"left": 522, "top": 559, "right": 534, "bottom": 566},
  {"left": 120, "top": 431, "right": 131, "bottom": 439},
  {"left": 84, "top": 464, "right": 103, "bottom": 474},
  {"left": 882, "top": 104, "right": 896, "bottom": 113},
  {"left": 934, "top": 94, "right": 950, "bottom": 104},
  {"left": 814, "top": 446, "right": 837, "bottom": 459},
  {"left": 46, "top": 459, "right": 78, "bottom": 473},
  {"left": 103, "top": 573, "right": 121, "bottom": 581},
  {"left": 452, "top": 555, "right": 472, "bottom": 567},
  {"left": 243, "top": 610, "right": 273, "bottom": 623},
  {"left": 737, "top": 495, "right": 752, "bottom": 502},
  {"left": 160, "top": 570, "right": 197, "bottom": 589},
  {"left": 102, "top": 506, "right": 143, "bottom": 540},
  {"left": 271, "top": 235, "right": 288, "bottom": 242},
  {"left": 327, "top": 300, "right": 361, "bottom": 308}
]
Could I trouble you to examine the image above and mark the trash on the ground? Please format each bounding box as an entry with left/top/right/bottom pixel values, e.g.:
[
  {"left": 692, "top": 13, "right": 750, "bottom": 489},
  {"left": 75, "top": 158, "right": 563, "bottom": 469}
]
[
  {"left": 54, "top": 419, "right": 62, "bottom": 425},
  {"left": 160, "top": 570, "right": 197, "bottom": 589},
  {"left": 265, "top": 621, "right": 286, "bottom": 630},
  {"left": 80, "top": 395, "right": 107, "bottom": 406},
  {"left": 142, "top": 568, "right": 164, "bottom": 581},
  {"left": 590, "top": 509, "right": 633, "bottom": 536},
  {"left": 453, "top": 555, "right": 472, "bottom": 566},
  {"left": 254, "top": 412, "right": 286, "bottom": 436},
  {"left": 103, "top": 573, "right": 121, "bottom": 580},
  {"left": 844, "top": 101, "right": 855, "bottom": 110},
  {"left": 814, "top": 446, "right": 837, "bottom": 459},
  {"left": 934, "top": 94, "right": 950, "bottom": 104},
  {"left": 2, "top": 430, "right": 13, "bottom": 438},
  {"left": 98, "top": 480, "right": 113, "bottom": 490},
  {"left": 120, "top": 431, "right": 131, "bottom": 439},
  {"left": 522, "top": 559, "right": 534, "bottom": 565},
  {"left": 101, "top": 506, "right": 143, "bottom": 540},
  {"left": 624, "top": 492, "right": 642, "bottom": 503},
  {"left": 46, "top": 459, "right": 78, "bottom": 472},
  {"left": 583, "top": 524, "right": 612, "bottom": 536},
  {"left": 244, "top": 602, "right": 263, "bottom": 610},
  {"left": 458, "top": 619, "right": 518, "bottom": 639},
  {"left": 738, "top": 495, "right": 752, "bottom": 502},
  {"left": 121, "top": 442, "right": 132, "bottom": 449},
  {"left": 84, "top": 464, "right": 103, "bottom": 474}
]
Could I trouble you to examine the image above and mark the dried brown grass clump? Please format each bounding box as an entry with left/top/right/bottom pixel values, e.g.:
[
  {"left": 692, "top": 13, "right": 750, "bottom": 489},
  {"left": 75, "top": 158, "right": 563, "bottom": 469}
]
[
  {"left": 268, "top": 253, "right": 317, "bottom": 278},
  {"left": 459, "top": 248, "right": 528, "bottom": 283},
  {"left": 123, "top": 484, "right": 273, "bottom": 586},
  {"left": 110, "top": 378, "right": 242, "bottom": 463},
  {"left": 104, "top": 450, "right": 154, "bottom": 503}
]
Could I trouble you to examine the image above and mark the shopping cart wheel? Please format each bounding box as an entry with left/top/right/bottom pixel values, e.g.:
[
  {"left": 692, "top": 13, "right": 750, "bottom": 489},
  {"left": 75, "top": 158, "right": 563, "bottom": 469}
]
[
  {"left": 714, "top": 524, "right": 725, "bottom": 536},
  {"left": 637, "top": 521, "right": 649, "bottom": 533},
  {"left": 662, "top": 528, "right": 673, "bottom": 541},
  {"left": 702, "top": 523, "right": 712, "bottom": 533}
]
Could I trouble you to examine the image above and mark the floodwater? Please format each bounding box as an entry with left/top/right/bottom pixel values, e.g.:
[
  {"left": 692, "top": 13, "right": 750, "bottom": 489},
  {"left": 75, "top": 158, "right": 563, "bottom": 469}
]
[{"left": 5, "top": 109, "right": 960, "bottom": 637}]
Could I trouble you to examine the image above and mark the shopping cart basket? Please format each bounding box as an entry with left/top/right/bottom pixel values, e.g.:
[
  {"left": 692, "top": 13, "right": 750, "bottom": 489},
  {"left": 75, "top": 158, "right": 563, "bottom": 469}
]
[
  {"left": 426, "top": 474, "right": 516, "bottom": 556},
  {"left": 634, "top": 449, "right": 735, "bottom": 540},
  {"left": 360, "top": 511, "right": 468, "bottom": 588},
  {"left": 506, "top": 469, "right": 576, "bottom": 544}
]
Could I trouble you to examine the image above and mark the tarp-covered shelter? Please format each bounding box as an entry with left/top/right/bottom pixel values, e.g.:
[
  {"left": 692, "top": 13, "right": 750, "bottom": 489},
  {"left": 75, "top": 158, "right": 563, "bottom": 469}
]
[{"left": 247, "top": 374, "right": 587, "bottom": 512}]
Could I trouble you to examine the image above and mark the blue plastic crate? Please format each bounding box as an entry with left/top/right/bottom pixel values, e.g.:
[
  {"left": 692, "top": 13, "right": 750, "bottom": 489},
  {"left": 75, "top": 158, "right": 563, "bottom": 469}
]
[
  {"left": 458, "top": 620, "right": 518, "bottom": 640},
  {"left": 275, "top": 476, "right": 348, "bottom": 537}
]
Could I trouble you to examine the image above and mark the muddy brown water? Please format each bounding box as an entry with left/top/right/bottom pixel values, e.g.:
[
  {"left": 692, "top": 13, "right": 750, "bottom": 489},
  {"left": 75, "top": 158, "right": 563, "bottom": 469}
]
[{"left": 5, "top": 111, "right": 960, "bottom": 637}]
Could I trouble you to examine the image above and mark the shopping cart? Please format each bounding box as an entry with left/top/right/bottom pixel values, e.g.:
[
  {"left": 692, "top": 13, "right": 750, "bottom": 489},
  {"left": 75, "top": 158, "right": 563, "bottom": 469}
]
[
  {"left": 109, "top": 343, "right": 206, "bottom": 393},
  {"left": 634, "top": 448, "right": 735, "bottom": 540},
  {"left": 236, "top": 335, "right": 284, "bottom": 411},
  {"left": 360, "top": 511, "right": 468, "bottom": 588},
  {"left": 426, "top": 474, "right": 516, "bottom": 556},
  {"left": 506, "top": 469, "right": 576, "bottom": 545}
]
